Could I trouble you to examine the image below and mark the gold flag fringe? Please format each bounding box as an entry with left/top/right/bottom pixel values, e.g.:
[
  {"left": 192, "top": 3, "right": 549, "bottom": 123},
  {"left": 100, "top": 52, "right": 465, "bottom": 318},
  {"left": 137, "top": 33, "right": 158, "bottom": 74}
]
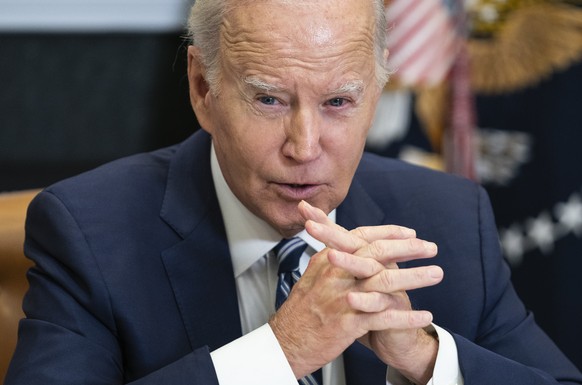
[
  {"left": 469, "top": 3, "right": 582, "bottom": 94},
  {"left": 416, "top": 83, "right": 450, "bottom": 154}
]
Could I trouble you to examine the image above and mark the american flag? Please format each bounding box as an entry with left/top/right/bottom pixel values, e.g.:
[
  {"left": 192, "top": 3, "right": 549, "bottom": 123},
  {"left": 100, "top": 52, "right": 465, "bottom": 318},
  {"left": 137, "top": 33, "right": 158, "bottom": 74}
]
[
  {"left": 385, "top": 0, "right": 476, "bottom": 180},
  {"left": 385, "top": 0, "right": 464, "bottom": 86}
]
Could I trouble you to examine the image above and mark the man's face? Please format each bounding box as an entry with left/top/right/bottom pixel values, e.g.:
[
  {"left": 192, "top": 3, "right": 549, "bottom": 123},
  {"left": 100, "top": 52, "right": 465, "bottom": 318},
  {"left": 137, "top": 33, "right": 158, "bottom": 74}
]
[{"left": 189, "top": 0, "right": 383, "bottom": 237}]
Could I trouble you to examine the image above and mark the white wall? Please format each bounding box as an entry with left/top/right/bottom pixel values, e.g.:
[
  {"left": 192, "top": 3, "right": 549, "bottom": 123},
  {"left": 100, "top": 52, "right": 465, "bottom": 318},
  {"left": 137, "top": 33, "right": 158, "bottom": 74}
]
[{"left": 0, "top": 0, "right": 191, "bottom": 32}]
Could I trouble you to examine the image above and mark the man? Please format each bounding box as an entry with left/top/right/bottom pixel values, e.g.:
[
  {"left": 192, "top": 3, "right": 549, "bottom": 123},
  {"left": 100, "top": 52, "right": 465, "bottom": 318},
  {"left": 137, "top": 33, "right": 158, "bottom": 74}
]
[{"left": 6, "top": 0, "right": 582, "bottom": 384}]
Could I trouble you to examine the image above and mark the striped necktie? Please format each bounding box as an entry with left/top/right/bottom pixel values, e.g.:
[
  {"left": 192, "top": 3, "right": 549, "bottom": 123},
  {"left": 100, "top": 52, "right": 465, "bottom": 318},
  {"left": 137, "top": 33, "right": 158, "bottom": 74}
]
[{"left": 274, "top": 237, "right": 322, "bottom": 385}]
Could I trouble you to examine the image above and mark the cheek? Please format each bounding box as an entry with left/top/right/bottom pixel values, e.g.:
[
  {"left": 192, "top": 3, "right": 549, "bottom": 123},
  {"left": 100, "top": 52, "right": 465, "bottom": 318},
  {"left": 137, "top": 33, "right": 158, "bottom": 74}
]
[
  {"left": 326, "top": 123, "right": 368, "bottom": 177},
  {"left": 327, "top": 120, "right": 368, "bottom": 155},
  {"left": 214, "top": 125, "right": 278, "bottom": 183}
]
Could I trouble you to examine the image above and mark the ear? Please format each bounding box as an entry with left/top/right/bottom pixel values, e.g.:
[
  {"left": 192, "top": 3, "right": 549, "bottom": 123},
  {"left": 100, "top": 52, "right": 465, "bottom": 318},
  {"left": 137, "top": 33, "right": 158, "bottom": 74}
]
[{"left": 187, "top": 46, "right": 214, "bottom": 133}]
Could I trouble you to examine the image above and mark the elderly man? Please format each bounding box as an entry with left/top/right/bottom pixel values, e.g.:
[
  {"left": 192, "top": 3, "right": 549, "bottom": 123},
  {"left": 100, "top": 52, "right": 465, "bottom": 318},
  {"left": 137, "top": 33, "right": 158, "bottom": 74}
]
[{"left": 6, "top": 0, "right": 582, "bottom": 384}]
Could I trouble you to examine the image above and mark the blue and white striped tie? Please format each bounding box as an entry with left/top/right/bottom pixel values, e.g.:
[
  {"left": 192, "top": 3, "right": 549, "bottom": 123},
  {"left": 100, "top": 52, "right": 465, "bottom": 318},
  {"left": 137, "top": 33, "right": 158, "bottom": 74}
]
[{"left": 274, "top": 237, "right": 322, "bottom": 385}]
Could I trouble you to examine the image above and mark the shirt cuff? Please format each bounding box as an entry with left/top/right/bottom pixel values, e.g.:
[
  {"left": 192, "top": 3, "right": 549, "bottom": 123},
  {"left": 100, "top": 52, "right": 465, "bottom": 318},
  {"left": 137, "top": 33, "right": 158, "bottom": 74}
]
[
  {"left": 387, "top": 324, "right": 464, "bottom": 385},
  {"left": 210, "top": 323, "right": 298, "bottom": 385}
]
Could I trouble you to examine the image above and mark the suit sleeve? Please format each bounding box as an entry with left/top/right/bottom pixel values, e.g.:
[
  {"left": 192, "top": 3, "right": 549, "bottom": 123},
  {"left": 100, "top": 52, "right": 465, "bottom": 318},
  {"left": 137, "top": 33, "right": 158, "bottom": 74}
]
[
  {"left": 453, "top": 187, "right": 582, "bottom": 384},
  {"left": 4, "top": 191, "right": 219, "bottom": 385}
]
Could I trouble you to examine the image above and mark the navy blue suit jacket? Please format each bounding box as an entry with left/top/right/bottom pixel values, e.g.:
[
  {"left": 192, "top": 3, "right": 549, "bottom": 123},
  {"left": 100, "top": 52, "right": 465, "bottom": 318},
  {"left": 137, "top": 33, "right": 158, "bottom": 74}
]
[{"left": 6, "top": 130, "right": 582, "bottom": 384}]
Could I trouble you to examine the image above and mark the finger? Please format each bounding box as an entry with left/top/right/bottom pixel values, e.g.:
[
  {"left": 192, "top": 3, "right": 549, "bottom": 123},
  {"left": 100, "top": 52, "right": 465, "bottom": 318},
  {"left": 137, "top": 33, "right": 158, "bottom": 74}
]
[
  {"left": 362, "top": 309, "right": 434, "bottom": 331},
  {"left": 300, "top": 201, "right": 417, "bottom": 252},
  {"left": 302, "top": 216, "right": 417, "bottom": 254},
  {"left": 359, "top": 265, "right": 444, "bottom": 293},
  {"left": 298, "top": 200, "right": 341, "bottom": 229},
  {"left": 305, "top": 220, "right": 367, "bottom": 254},
  {"left": 306, "top": 219, "right": 424, "bottom": 257},
  {"left": 355, "top": 238, "right": 438, "bottom": 264},
  {"left": 328, "top": 249, "right": 386, "bottom": 279},
  {"left": 329, "top": 238, "right": 438, "bottom": 272},
  {"left": 350, "top": 225, "right": 416, "bottom": 243},
  {"left": 347, "top": 291, "right": 407, "bottom": 312}
]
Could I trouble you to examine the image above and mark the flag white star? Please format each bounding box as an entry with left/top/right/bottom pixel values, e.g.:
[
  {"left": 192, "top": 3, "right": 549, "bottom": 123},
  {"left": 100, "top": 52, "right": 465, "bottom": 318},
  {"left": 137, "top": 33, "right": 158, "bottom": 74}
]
[
  {"left": 555, "top": 193, "right": 582, "bottom": 237},
  {"left": 501, "top": 224, "right": 525, "bottom": 265},
  {"left": 526, "top": 212, "right": 556, "bottom": 255}
]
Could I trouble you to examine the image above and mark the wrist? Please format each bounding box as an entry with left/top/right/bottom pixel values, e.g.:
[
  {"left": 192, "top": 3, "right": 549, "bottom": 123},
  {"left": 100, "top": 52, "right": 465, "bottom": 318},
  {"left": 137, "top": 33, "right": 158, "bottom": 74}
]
[
  {"left": 388, "top": 328, "right": 439, "bottom": 385},
  {"left": 269, "top": 310, "right": 315, "bottom": 379}
]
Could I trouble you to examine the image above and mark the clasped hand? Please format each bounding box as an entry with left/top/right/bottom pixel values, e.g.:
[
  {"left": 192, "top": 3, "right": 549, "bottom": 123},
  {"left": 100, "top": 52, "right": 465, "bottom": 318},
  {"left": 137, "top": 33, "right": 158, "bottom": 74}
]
[{"left": 269, "top": 201, "right": 443, "bottom": 384}]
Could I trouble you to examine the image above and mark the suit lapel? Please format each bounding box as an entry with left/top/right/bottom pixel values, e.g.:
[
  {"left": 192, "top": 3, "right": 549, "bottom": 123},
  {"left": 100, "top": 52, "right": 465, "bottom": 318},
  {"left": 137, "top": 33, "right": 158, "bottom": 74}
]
[
  {"left": 160, "top": 131, "right": 242, "bottom": 351},
  {"left": 161, "top": 223, "right": 242, "bottom": 351},
  {"left": 337, "top": 177, "right": 385, "bottom": 230}
]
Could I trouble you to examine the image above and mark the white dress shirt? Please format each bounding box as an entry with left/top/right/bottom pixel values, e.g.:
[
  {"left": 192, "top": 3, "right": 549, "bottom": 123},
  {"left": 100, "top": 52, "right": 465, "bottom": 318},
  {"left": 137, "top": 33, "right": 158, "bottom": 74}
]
[{"left": 208, "top": 144, "right": 463, "bottom": 385}]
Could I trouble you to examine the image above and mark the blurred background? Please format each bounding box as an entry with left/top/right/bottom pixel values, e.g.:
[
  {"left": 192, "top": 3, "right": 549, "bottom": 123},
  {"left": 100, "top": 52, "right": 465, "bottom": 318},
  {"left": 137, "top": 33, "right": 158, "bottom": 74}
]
[
  {"left": 0, "top": 0, "right": 198, "bottom": 190},
  {"left": 0, "top": 0, "right": 581, "bottom": 371}
]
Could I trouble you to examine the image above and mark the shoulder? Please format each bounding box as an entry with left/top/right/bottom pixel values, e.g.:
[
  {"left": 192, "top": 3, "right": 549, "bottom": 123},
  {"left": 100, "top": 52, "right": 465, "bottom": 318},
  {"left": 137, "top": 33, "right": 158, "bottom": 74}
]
[
  {"left": 356, "top": 152, "right": 481, "bottom": 204},
  {"left": 351, "top": 152, "right": 492, "bottom": 251},
  {"left": 41, "top": 144, "right": 178, "bottom": 213},
  {"left": 30, "top": 131, "right": 213, "bottom": 234}
]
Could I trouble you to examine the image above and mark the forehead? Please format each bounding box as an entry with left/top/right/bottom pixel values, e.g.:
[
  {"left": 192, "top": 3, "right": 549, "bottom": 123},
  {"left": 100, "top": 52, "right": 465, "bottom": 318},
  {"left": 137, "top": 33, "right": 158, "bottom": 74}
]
[{"left": 220, "top": 1, "right": 377, "bottom": 83}]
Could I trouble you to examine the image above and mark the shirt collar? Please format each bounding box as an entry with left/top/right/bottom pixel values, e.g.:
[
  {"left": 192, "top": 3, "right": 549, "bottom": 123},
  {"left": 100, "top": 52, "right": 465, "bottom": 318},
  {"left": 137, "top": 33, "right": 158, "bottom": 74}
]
[{"left": 210, "top": 142, "right": 335, "bottom": 277}]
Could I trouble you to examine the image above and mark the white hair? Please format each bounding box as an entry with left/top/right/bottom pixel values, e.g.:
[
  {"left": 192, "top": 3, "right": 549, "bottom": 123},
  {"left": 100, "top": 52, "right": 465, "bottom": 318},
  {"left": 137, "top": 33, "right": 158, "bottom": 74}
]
[{"left": 186, "top": 0, "right": 390, "bottom": 93}]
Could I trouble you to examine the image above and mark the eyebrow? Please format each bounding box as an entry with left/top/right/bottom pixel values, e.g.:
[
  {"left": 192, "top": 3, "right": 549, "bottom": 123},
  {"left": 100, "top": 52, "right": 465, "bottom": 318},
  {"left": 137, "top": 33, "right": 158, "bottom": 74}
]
[
  {"left": 328, "top": 80, "right": 365, "bottom": 95},
  {"left": 243, "top": 76, "right": 284, "bottom": 93},
  {"left": 243, "top": 76, "right": 364, "bottom": 95}
]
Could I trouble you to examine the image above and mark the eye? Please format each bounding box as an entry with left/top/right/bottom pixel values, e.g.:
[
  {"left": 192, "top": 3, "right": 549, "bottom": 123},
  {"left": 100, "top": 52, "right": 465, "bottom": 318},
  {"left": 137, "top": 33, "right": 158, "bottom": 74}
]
[
  {"left": 327, "top": 97, "right": 347, "bottom": 107},
  {"left": 258, "top": 95, "right": 278, "bottom": 105}
]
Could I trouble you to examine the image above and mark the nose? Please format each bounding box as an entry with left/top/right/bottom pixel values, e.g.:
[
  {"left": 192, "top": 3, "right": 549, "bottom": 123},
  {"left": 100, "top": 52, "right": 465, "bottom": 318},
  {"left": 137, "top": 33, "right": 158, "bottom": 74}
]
[{"left": 282, "top": 106, "right": 323, "bottom": 163}]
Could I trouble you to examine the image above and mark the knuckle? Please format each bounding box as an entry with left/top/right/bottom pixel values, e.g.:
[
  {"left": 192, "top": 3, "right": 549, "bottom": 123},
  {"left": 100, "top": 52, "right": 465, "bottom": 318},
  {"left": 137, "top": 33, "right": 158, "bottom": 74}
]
[
  {"left": 382, "top": 309, "right": 399, "bottom": 324},
  {"left": 408, "top": 312, "right": 420, "bottom": 327},
  {"left": 347, "top": 236, "right": 362, "bottom": 254},
  {"left": 398, "top": 226, "right": 415, "bottom": 238},
  {"left": 369, "top": 240, "right": 385, "bottom": 259},
  {"left": 414, "top": 267, "right": 426, "bottom": 283},
  {"left": 377, "top": 293, "right": 392, "bottom": 309},
  {"left": 379, "top": 269, "right": 394, "bottom": 290},
  {"left": 406, "top": 238, "right": 422, "bottom": 253},
  {"left": 389, "top": 225, "right": 408, "bottom": 238},
  {"left": 367, "top": 259, "right": 382, "bottom": 277},
  {"left": 410, "top": 311, "right": 431, "bottom": 326},
  {"left": 309, "top": 250, "right": 326, "bottom": 265},
  {"left": 352, "top": 227, "right": 367, "bottom": 240}
]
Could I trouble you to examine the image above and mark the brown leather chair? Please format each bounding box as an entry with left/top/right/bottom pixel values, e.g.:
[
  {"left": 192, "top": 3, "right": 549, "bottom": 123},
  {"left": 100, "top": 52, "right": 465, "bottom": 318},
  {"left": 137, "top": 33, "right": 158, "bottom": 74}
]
[{"left": 0, "top": 190, "right": 38, "bottom": 382}]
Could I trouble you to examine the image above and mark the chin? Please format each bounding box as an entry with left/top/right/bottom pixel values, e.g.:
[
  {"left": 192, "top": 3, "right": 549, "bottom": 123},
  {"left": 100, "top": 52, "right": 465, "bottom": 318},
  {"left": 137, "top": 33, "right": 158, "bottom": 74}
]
[
  {"left": 272, "top": 211, "right": 307, "bottom": 237},
  {"left": 278, "top": 226, "right": 305, "bottom": 238},
  {"left": 273, "top": 216, "right": 306, "bottom": 237}
]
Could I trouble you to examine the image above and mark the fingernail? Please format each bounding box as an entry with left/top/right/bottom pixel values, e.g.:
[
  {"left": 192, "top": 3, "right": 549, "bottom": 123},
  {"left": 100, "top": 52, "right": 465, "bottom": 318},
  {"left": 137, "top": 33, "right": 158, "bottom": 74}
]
[
  {"left": 425, "top": 241, "right": 437, "bottom": 253},
  {"left": 428, "top": 266, "right": 443, "bottom": 279},
  {"left": 308, "top": 220, "right": 321, "bottom": 232},
  {"left": 422, "top": 312, "right": 433, "bottom": 323},
  {"left": 414, "top": 312, "right": 433, "bottom": 324},
  {"left": 300, "top": 200, "right": 315, "bottom": 214}
]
